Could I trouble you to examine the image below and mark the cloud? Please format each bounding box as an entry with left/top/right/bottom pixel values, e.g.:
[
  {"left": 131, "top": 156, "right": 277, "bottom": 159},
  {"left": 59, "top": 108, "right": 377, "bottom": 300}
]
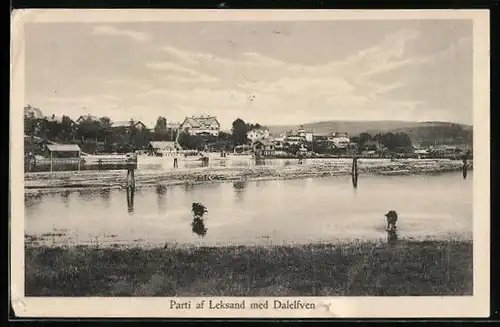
[
  {"left": 145, "top": 62, "right": 220, "bottom": 84},
  {"left": 93, "top": 25, "right": 152, "bottom": 42},
  {"left": 29, "top": 26, "right": 472, "bottom": 127}
]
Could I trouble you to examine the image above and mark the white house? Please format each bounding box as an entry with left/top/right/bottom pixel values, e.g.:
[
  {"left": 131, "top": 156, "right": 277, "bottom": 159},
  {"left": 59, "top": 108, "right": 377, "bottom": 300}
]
[
  {"left": 246, "top": 128, "right": 270, "bottom": 142},
  {"left": 179, "top": 115, "right": 220, "bottom": 137},
  {"left": 297, "top": 127, "right": 313, "bottom": 142}
]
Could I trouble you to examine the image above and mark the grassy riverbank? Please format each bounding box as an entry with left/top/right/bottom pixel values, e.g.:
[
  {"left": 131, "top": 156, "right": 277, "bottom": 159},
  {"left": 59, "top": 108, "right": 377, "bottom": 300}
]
[
  {"left": 24, "top": 159, "right": 471, "bottom": 193},
  {"left": 25, "top": 240, "right": 472, "bottom": 296}
]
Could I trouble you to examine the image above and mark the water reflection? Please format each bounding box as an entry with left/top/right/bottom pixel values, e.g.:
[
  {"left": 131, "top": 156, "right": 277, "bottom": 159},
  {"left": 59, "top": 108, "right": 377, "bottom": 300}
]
[
  {"left": 126, "top": 188, "right": 135, "bottom": 213},
  {"left": 387, "top": 229, "right": 398, "bottom": 245},
  {"left": 99, "top": 188, "right": 111, "bottom": 206},
  {"left": 191, "top": 202, "right": 208, "bottom": 237},
  {"left": 77, "top": 189, "right": 97, "bottom": 201},
  {"left": 156, "top": 184, "right": 167, "bottom": 210},
  {"left": 184, "top": 183, "right": 195, "bottom": 192},
  {"left": 25, "top": 193, "right": 43, "bottom": 208},
  {"left": 233, "top": 180, "right": 248, "bottom": 202},
  {"left": 192, "top": 217, "right": 207, "bottom": 237},
  {"left": 60, "top": 190, "right": 71, "bottom": 207}
]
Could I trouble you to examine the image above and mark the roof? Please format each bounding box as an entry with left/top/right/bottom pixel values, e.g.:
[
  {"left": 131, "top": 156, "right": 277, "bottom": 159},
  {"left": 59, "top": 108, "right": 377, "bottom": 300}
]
[
  {"left": 77, "top": 115, "right": 99, "bottom": 122},
  {"left": 247, "top": 128, "right": 269, "bottom": 134},
  {"left": 149, "top": 141, "right": 179, "bottom": 150},
  {"left": 47, "top": 115, "right": 73, "bottom": 123},
  {"left": 112, "top": 120, "right": 146, "bottom": 128},
  {"left": 25, "top": 135, "right": 48, "bottom": 144},
  {"left": 46, "top": 144, "right": 81, "bottom": 152},
  {"left": 166, "top": 122, "right": 180, "bottom": 128},
  {"left": 181, "top": 116, "right": 220, "bottom": 129},
  {"left": 253, "top": 139, "right": 274, "bottom": 146}
]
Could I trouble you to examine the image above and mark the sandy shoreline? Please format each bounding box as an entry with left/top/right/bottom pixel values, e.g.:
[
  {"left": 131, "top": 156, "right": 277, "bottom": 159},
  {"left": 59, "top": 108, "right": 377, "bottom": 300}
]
[{"left": 24, "top": 158, "right": 471, "bottom": 194}]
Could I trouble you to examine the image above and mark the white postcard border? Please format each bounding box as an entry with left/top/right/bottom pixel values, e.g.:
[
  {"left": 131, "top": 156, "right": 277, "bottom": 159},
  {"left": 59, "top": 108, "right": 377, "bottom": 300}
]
[{"left": 10, "top": 9, "right": 490, "bottom": 318}]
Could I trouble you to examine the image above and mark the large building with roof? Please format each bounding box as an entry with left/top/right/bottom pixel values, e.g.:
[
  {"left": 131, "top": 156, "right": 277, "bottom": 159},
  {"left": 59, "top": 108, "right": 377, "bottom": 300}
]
[{"left": 179, "top": 115, "right": 220, "bottom": 137}]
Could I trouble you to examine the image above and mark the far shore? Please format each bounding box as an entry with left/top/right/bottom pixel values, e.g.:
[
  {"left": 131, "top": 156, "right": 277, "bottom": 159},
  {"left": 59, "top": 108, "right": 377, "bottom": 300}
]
[{"left": 24, "top": 158, "right": 472, "bottom": 194}]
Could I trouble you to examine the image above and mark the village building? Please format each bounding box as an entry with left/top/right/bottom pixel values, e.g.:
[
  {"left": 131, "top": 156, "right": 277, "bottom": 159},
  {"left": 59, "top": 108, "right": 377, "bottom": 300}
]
[
  {"left": 246, "top": 128, "right": 270, "bottom": 142},
  {"left": 147, "top": 141, "right": 182, "bottom": 156},
  {"left": 46, "top": 115, "right": 77, "bottom": 126},
  {"left": 166, "top": 121, "right": 181, "bottom": 131},
  {"left": 296, "top": 126, "right": 314, "bottom": 142},
  {"left": 273, "top": 136, "right": 286, "bottom": 151},
  {"left": 76, "top": 115, "right": 100, "bottom": 124},
  {"left": 111, "top": 120, "right": 148, "bottom": 131},
  {"left": 252, "top": 139, "right": 276, "bottom": 157},
  {"left": 179, "top": 115, "right": 221, "bottom": 137},
  {"left": 328, "top": 132, "right": 350, "bottom": 149}
]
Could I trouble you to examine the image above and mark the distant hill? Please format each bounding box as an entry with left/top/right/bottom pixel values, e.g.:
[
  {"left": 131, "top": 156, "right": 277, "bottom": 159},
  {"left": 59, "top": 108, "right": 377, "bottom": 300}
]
[{"left": 267, "top": 120, "right": 473, "bottom": 147}]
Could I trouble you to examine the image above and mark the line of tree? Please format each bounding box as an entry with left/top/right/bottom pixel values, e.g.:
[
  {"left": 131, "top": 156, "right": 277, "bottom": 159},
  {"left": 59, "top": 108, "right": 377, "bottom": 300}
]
[
  {"left": 24, "top": 110, "right": 178, "bottom": 154},
  {"left": 356, "top": 132, "right": 413, "bottom": 153},
  {"left": 24, "top": 106, "right": 416, "bottom": 155}
]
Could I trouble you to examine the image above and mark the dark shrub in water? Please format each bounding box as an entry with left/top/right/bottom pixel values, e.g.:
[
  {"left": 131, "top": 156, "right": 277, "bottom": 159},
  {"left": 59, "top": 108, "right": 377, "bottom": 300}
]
[
  {"left": 191, "top": 202, "right": 208, "bottom": 237},
  {"left": 192, "top": 202, "right": 207, "bottom": 218}
]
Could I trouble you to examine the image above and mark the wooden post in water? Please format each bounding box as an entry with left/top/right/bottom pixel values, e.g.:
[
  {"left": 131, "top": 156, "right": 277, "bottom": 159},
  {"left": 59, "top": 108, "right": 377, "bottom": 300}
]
[
  {"left": 50, "top": 151, "right": 53, "bottom": 174},
  {"left": 462, "top": 155, "right": 468, "bottom": 179},
  {"left": 352, "top": 156, "right": 359, "bottom": 188},
  {"left": 127, "top": 168, "right": 136, "bottom": 189}
]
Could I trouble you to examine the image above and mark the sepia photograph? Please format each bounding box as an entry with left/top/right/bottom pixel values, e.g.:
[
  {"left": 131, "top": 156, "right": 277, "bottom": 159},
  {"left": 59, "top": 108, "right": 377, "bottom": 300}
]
[{"left": 10, "top": 9, "right": 489, "bottom": 318}]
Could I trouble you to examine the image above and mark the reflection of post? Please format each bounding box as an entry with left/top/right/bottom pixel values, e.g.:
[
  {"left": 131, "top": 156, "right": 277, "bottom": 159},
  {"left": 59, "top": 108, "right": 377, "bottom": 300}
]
[
  {"left": 387, "top": 229, "right": 398, "bottom": 245},
  {"left": 126, "top": 187, "right": 135, "bottom": 213},
  {"left": 351, "top": 156, "right": 358, "bottom": 188}
]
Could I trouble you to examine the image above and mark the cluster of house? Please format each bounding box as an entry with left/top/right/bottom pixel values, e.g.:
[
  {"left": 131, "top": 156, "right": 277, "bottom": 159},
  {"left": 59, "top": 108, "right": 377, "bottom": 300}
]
[
  {"left": 246, "top": 125, "right": 353, "bottom": 157},
  {"left": 24, "top": 106, "right": 216, "bottom": 136}
]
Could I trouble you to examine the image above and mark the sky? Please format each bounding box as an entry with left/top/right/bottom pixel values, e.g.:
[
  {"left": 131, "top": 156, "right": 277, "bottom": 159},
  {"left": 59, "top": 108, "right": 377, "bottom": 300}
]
[{"left": 24, "top": 19, "right": 473, "bottom": 129}]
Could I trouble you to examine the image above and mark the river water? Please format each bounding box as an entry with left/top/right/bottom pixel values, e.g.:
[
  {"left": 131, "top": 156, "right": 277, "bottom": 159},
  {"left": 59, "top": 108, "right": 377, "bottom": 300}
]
[{"left": 25, "top": 171, "right": 472, "bottom": 247}]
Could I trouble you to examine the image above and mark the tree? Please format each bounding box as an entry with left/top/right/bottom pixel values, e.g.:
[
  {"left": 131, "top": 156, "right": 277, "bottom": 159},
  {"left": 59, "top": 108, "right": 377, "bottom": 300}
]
[
  {"left": 24, "top": 113, "right": 38, "bottom": 136},
  {"left": 358, "top": 132, "right": 372, "bottom": 148},
  {"left": 98, "top": 117, "right": 113, "bottom": 143},
  {"left": 76, "top": 117, "right": 101, "bottom": 142},
  {"left": 373, "top": 132, "right": 412, "bottom": 152},
  {"left": 60, "top": 115, "right": 76, "bottom": 141},
  {"left": 177, "top": 132, "right": 204, "bottom": 150},
  {"left": 154, "top": 116, "right": 167, "bottom": 132},
  {"left": 231, "top": 118, "right": 248, "bottom": 145}
]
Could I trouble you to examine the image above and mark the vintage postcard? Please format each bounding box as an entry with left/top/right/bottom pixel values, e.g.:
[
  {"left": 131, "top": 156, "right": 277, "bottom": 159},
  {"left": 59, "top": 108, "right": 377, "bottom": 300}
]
[{"left": 10, "top": 9, "right": 490, "bottom": 318}]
